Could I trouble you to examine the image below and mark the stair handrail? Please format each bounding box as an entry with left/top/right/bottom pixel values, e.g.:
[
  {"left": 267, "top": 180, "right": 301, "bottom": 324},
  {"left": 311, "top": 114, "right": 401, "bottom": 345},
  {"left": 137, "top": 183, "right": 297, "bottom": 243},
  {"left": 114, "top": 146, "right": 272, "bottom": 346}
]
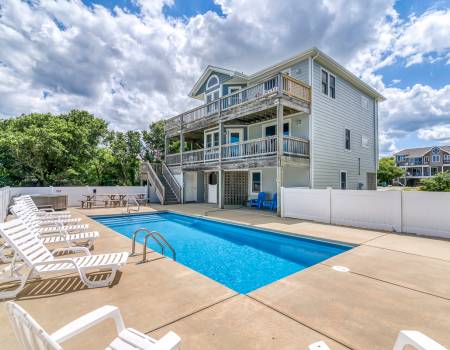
[
  {"left": 161, "top": 161, "right": 182, "bottom": 203},
  {"left": 143, "top": 161, "right": 165, "bottom": 205}
]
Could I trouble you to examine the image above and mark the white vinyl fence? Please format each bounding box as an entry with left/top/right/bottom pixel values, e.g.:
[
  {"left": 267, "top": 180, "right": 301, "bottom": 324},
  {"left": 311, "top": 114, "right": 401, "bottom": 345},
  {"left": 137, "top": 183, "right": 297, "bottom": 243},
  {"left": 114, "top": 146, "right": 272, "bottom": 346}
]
[
  {"left": 0, "top": 187, "right": 11, "bottom": 223},
  {"left": 282, "top": 187, "right": 450, "bottom": 239},
  {"left": 10, "top": 186, "right": 147, "bottom": 207}
]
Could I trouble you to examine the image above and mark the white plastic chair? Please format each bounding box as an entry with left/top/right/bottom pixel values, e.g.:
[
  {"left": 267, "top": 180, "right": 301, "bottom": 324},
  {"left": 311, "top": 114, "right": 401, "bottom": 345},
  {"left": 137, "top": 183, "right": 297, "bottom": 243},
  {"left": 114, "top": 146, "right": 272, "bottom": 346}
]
[
  {"left": 13, "top": 195, "right": 72, "bottom": 217},
  {"left": 308, "top": 330, "right": 447, "bottom": 350},
  {"left": 6, "top": 302, "right": 181, "bottom": 350},
  {"left": 0, "top": 219, "right": 128, "bottom": 299}
]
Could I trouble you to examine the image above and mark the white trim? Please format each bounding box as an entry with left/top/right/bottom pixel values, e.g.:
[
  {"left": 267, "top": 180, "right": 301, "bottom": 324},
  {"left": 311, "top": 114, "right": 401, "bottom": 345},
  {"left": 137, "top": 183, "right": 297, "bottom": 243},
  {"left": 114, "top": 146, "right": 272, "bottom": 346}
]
[
  {"left": 226, "top": 128, "right": 244, "bottom": 144},
  {"left": 321, "top": 68, "right": 336, "bottom": 99},
  {"left": 206, "top": 74, "right": 220, "bottom": 90},
  {"left": 249, "top": 170, "right": 263, "bottom": 195},
  {"left": 262, "top": 119, "right": 291, "bottom": 137},
  {"left": 204, "top": 88, "right": 220, "bottom": 104},
  {"left": 204, "top": 130, "right": 219, "bottom": 148},
  {"left": 340, "top": 170, "right": 347, "bottom": 190}
]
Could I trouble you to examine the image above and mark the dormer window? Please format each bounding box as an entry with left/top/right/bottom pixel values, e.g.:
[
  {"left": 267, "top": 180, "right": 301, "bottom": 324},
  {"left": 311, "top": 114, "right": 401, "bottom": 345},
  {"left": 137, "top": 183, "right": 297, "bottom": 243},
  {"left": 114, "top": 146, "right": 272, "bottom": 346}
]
[{"left": 206, "top": 75, "right": 219, "bottom": 89}]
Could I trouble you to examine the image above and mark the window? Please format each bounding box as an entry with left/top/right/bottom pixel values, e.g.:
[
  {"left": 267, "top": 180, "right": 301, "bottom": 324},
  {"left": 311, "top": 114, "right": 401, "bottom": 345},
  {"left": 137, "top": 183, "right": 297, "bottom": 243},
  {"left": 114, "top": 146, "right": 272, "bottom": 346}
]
[
  {"left": 340, "top": 171, "right": 347, "bottom": 190},
  {"left": 345, "top": 129, "right": 351, "bottom": 150},
  {"left": 205, "top": 130, "right": 219, "bottom": 148},
  {"left": 329, "top": 74, "right": 335, "bottom": 98},
  {"left": 358, "top": 158, "right": 361, "bottom": 175},
  {"left": 432, "top": 155, "right": 440, "bottom": 163},
  {"left": 397, "top": 155, "right": 405, "bottom": 162},
  {"left": 206, "top": 75, "right": 219, "bottom": 89},
  {"left": 321, "top": 70, "right": 328, "bottom": 95},
  {"left": 444, "top": 154, "right": 450, "bottom": 161},
  {"left": 322, "top": 69, "right": 336, "bottom": 98},
  {"left": 208, "top": 172, "right": 217, "bottom": 185},
  {"left": 251, "top": 171, "right": 262, "bottom": 194},
  {"left": 263, "top": 122, "right": 290, "bottom": 137},
  {"left": 423, "top": 156, "right": 429, "bottom": 163}
]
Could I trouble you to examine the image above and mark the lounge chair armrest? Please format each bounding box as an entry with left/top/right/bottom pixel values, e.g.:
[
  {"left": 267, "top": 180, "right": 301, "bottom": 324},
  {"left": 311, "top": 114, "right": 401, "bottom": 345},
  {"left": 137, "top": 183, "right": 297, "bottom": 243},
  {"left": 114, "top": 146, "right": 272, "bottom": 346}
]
[
  {"left": 393, "top": 330, "right": 447, "bottom": 350},
  {"left": 52, "top": 247, "right": 91, "bottom": 256},
  {"left": 50, "top": 305, "right": 126, "bottom": 343},
  {"left": 152, "top": 331, "right": 181, "bottom": 350}
]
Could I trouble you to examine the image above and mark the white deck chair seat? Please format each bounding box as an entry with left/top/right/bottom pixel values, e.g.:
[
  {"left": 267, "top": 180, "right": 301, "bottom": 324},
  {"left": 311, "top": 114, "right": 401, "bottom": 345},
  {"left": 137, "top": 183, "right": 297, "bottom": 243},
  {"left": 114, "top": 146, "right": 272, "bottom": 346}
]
[
  {"left": 0, "top": 220, "right": 128, "bottom": 299},
  {"left": 11, "top": 205, "right": 79, "bottom": 225},
  {"left": 37, "top": 224, "right": 89, "bottom": 234},
  {"left": 6, "top": 302, "right": 181, "bottom": 350},
  {"left": 41, "top": 231, "right": 100, "bottom": 245}
]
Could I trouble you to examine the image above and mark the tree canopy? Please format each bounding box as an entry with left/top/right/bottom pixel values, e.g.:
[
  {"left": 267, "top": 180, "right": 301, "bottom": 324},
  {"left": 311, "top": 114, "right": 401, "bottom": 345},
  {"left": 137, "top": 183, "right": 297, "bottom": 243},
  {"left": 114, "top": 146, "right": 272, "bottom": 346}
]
[
  {"left": 0, "top": 111, "right": 162, "bottom": 186},
  {"left": 377, "top": 157, "right": 405, "bottom": 185}
]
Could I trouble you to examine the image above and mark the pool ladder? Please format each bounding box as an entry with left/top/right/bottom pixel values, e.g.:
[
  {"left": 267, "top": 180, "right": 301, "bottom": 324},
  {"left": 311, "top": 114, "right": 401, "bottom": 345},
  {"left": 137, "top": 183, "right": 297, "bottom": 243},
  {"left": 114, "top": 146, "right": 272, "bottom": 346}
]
[{"left": 130, "top": 228, "right": 176, "bottom": 264}]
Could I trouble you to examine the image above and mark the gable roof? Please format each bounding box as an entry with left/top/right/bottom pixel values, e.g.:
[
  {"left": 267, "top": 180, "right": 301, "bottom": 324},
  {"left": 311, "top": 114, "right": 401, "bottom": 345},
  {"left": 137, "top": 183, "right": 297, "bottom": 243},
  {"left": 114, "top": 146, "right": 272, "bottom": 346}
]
[
  {"left": 189, "top": 65, "right": 248, "bottom": 98},
  {"left": 395, "top": 147, "right": 432, "bottom": 157},
  {"left": 395, "top": 146, "right": 450, "bottom": 157},
  {"left": 189, "top": 47, "right": 385, "bottom": 102}
]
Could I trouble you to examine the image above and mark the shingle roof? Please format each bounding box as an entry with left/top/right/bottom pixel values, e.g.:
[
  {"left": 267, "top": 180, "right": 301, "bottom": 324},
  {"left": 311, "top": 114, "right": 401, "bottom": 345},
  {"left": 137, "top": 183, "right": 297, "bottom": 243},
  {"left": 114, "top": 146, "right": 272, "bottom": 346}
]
[
  {"left": 394, "top": 147, "right": 432, "bottom": 157},
  {"left": 395, "top": 146, "right": 450, "bottom": 157}
]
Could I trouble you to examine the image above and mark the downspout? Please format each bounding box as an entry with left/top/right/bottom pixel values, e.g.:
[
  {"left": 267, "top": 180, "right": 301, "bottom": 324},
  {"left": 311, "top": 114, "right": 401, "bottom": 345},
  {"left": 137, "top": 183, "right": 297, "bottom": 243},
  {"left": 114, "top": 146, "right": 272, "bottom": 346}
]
[
  {"left": 309, "top": 51, "right": 319, "bottom": 189},
  {"left": 374, "top": 99, "right": 379, "bottom": 187}
]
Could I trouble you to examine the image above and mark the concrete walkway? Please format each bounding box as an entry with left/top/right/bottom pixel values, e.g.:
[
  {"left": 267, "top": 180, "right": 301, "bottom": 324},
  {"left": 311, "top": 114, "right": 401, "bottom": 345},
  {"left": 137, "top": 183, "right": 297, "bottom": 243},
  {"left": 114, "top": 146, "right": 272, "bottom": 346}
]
[{"left": 1, "top": 204, "right": 450, "bottom": 349}]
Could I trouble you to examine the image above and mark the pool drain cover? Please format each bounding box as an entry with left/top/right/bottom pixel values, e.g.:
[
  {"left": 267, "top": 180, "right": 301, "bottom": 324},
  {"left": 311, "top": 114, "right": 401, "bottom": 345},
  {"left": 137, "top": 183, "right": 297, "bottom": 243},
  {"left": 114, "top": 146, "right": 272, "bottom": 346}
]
[{"left": 332, "top": 265, "right": 350, "bottom": 272}]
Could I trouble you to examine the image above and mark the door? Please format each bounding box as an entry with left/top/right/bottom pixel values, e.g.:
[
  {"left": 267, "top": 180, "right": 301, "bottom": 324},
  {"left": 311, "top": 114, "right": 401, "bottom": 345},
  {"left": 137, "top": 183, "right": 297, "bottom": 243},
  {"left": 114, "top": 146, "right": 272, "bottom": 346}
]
[
  {"left": 227, "top": 128, "right": 243, "bottom": 158},
  {"left": 207, "top": 172, "right": 218, "bottom": 204},
  {"left": 184, "top": 172, "right": 197, "bottom": 202}
]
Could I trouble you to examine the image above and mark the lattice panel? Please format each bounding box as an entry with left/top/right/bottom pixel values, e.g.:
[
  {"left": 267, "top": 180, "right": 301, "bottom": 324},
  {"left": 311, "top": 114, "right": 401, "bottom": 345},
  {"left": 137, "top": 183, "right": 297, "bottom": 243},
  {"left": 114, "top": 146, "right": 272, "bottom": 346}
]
[{"left": 224, "top": 172, "right": 248, "bottom": 205}]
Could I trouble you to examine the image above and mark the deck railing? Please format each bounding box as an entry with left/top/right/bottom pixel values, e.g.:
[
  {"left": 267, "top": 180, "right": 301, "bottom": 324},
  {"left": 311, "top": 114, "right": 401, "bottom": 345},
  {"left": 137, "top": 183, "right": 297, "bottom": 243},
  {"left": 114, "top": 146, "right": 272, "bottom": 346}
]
[
  {"left": 142, "top": 162, "right": 165, "bottom": 204},
  {"left": 222, "top": 136, "right": 278, "bottom": 160},
  {"left": 165, "top": 136, "right": 309, "bottom": 166},
  {"left": 283, "top": 136, "right": 310, "bottom": 156},
  {"left": 165, "top": 74, "right": 310, "bottom": 133}
]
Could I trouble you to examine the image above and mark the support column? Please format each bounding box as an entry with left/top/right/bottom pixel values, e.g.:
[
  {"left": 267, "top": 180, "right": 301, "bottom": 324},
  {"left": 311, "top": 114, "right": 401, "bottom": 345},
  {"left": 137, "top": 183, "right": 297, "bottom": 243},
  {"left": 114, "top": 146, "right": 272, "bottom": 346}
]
[
  {"left": 164, "top": 135, "right": 168, "bottom": 161},
  {"left": 276, "top": 97, "right": 284, "bottom": 217},
  {"left": 218, "top": 118, "right": 225, "bottom": 209},
  {"left": 180, "top": 116, "right": 184, "bottom": 204}
]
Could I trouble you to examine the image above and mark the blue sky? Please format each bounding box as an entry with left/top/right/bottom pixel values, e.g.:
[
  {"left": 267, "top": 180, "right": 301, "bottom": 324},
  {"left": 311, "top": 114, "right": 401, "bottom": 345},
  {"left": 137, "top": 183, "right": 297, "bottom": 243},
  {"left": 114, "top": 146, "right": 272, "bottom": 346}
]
[{"left": 1, "top": 0, "right": 450, "bottom": 155}]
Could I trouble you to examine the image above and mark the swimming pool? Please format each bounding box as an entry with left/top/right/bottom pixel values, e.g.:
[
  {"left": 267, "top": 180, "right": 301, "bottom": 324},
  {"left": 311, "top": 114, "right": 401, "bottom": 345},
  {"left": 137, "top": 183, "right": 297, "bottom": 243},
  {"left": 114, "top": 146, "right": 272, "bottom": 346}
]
[{"left": 92, "top": 212, "right": 352, "bottom": 293}]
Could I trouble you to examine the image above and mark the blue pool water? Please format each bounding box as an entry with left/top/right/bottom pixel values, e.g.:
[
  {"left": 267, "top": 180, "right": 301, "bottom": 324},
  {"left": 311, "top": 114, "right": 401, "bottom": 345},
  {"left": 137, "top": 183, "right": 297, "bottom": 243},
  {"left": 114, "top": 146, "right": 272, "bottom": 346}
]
[{"left": 92, "top": 212, "right": 352, "bottom": 293}]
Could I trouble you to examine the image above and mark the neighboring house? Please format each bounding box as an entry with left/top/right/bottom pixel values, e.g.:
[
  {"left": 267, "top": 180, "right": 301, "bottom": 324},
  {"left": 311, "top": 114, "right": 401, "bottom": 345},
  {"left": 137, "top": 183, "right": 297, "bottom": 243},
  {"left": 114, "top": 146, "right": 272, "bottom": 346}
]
[
  {"left": 394, "top": 146, "right": 450, "bottom": 186},
  {"left": 141, "top": 47, "right": 385, "bottom": 214}
]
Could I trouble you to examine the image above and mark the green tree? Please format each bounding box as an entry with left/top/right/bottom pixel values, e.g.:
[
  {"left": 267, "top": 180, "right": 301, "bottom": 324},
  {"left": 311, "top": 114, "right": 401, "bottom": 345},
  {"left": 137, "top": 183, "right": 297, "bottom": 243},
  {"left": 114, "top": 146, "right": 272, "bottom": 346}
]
[
  {"left": 142, "top": 120, "right": 165, "bottom": 162},
  {"left": 377, "top": 157, "right": 405, "bottom": 185},
  {"left": 105, "top": 130, "right": 142, "bottom": 185},
  {"left": 0, "top": 111, "right": 107, "bottom": 186},
  {"left": 420, "top": 172, "right": 450, "bottom": 192}
]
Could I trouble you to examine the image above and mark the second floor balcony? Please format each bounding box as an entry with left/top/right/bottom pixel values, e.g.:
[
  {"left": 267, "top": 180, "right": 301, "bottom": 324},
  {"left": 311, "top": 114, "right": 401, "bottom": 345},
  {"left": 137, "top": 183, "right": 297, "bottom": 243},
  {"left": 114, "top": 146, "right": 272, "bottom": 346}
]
[
  {"left": 165, "top": 135, "right": 309, "bottom": 167},
  {"left": 165, "top": 73, "right": 311, "bottom": 137}
]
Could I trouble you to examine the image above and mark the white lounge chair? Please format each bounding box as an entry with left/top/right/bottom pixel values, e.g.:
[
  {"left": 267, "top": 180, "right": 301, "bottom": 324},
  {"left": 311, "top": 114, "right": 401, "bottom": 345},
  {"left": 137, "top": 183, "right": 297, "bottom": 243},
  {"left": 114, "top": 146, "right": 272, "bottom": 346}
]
[
  {"left": 308, "top": 330, "right": 447, "bottom": 350},
  {"left": 0, "top": 218, "right": 99, "bottom": 263},
  {"left": 0, "top": 219, "right": 128, "bottom": 299},
  {"left": 6, "top": 302, "right": 181, "bottom": 350},
  {"left": 11, "top": 204, "right": 81, "bottom": 225},
  {"left": 11, "top": 207, "right": 89, "bottom": 235},
  {"left": 14, "top": 195, "right": 72, "bottom": 216}
]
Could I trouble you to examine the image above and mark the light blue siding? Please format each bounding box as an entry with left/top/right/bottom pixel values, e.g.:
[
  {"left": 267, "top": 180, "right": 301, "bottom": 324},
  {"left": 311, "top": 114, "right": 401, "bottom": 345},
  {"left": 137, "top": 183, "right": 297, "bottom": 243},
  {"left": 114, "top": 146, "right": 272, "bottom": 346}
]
[{"left": 289, "top": 59, "right": 309, "bottom": 84}]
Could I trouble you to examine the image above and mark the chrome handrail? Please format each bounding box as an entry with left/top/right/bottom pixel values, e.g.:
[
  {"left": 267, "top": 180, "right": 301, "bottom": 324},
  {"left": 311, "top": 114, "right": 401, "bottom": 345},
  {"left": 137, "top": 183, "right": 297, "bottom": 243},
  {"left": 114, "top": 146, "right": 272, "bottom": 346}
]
[
  {"left": 130, "top": 228, "right": 176, "bottom": 263},
  {"left": 130, "top": 228, "right": 164, "bottom": 258},
  {"left": 152, "top": 231, "right": 176, "bottom": 261}
]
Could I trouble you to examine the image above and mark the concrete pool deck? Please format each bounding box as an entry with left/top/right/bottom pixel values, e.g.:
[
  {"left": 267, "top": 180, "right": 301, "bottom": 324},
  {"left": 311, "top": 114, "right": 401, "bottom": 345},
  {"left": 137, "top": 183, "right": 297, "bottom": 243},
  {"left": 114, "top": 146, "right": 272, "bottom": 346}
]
[{"left": 1, "top": 203, "right": 450, "bottom": 349}]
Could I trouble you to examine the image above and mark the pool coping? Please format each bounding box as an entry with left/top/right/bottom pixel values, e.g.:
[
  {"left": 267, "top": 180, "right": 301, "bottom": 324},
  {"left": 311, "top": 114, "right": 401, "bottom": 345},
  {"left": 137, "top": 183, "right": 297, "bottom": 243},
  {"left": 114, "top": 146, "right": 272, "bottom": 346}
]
[{"left": 89, "top": 209, "right": 358, "bottom": 249}]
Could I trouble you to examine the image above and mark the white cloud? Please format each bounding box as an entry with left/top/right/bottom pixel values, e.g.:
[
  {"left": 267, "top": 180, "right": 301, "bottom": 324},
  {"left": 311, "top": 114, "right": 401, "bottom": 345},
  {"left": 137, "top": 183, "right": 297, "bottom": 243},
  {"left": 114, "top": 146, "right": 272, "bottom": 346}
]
[
  {"left": 0, "top": 0, "right": 449, "bottom": 156},
  {"left": 418, "top": 125, "right": 450, "bottom": 142}
]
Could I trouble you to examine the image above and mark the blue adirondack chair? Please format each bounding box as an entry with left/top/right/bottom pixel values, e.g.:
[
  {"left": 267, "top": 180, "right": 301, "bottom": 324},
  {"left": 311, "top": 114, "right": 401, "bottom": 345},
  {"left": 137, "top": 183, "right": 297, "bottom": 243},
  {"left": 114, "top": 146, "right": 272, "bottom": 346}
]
[
  {"left": 262, "top": 193, "right": 277, "bottom": 211},
  {"left": 249, "top": 192, "right": 266, "bottom": 208}
]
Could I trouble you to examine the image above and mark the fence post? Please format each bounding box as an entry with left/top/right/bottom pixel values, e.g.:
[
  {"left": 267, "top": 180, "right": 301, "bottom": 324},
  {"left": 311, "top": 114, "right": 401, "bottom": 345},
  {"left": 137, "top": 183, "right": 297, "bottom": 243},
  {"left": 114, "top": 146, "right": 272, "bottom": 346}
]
[
  {"left": 328, "top": 187, "right": 332, "bottom": 224},
  {"left": 400, "top": 191, "right": 404, "bottom": 233}
]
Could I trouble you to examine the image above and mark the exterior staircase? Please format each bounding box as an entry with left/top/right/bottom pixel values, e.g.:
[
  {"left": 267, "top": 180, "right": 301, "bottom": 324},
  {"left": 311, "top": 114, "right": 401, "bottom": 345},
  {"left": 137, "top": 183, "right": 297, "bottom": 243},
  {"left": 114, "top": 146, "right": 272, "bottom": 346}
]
[{"left": 140, "top": 161, "right": 181, "bottom": 205}]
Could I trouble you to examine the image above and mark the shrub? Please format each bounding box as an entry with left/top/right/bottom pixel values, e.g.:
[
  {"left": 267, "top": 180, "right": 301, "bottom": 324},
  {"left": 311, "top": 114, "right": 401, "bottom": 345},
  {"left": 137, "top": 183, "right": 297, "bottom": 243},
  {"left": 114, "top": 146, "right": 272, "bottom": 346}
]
[{"left": 420, "top": 172, "right": 450, "bottom": 192}]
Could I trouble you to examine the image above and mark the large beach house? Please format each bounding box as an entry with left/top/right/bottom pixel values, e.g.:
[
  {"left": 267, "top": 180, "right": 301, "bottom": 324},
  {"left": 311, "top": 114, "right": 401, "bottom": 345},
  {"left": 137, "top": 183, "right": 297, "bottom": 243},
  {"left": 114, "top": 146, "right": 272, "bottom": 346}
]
[
  {"left": 395, "top": 146, "right": 450, "bottom": 186},
  {"left": 141, "top": 47, "right": 385, "bottom": 213}
]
